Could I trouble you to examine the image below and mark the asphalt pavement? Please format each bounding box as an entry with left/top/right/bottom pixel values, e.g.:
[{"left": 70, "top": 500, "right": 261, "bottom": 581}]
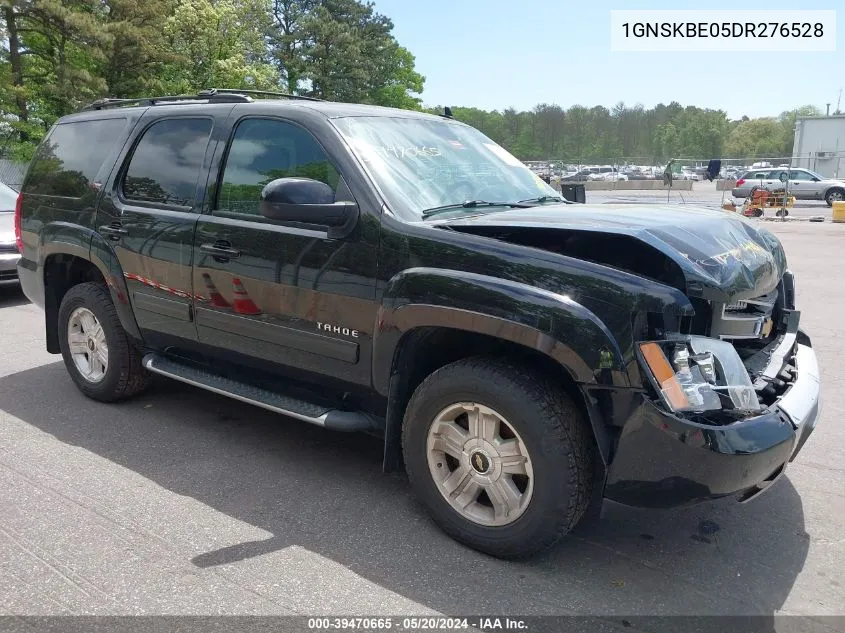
[{"left": 0, "top": 219, "right": 843, "bottom": 625}]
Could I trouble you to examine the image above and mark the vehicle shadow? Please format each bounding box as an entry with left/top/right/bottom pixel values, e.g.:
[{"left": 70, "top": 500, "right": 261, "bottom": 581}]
[
  {"left": 0, "top": 284, "right": 28, "bottom": 308},
  {"left": 0, "top": 362, "right": 811, "bottom": 619}
]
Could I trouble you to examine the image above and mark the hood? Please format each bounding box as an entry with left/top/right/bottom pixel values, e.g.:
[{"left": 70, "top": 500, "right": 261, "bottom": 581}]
[
  {"left": 437, "top": 204, "right": 787, "bottom": 302},
  {"left": 0, "top": 211, "right": 15, "bottom": 246}
]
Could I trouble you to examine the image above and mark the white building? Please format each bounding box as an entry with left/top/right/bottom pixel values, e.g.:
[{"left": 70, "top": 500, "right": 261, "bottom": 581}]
[{"left": 792, "top": 115, "right": 845, "bottom": 179}]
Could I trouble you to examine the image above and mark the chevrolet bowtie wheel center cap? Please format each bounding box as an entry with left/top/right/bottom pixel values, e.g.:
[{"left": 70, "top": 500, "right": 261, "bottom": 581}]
[{"left": 470, "top": 450, "right": 491, "bottom": 474}]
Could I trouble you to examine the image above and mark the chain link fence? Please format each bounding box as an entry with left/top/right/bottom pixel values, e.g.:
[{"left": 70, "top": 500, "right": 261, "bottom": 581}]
[{"left": 0, "top": 158, "right": 27, "bottom": 191}]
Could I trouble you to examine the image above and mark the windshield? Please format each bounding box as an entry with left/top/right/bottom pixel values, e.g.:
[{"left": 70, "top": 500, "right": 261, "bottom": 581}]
[{"left": 333, "top": 116, "right": 560, "bottom": 220}]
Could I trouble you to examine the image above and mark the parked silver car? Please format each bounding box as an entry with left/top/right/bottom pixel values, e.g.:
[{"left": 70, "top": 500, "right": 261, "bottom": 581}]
[
  {"left": 732, "top": 168, "right": 845, "bottom": 206},
  {"left": 0, "top": 182, "right": 21, "bottom": 286}
]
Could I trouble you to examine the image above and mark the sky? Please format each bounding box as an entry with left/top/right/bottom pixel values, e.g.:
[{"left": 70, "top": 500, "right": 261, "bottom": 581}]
[{"left": 371, "top": 0, "right": 843, "bottom": 119}]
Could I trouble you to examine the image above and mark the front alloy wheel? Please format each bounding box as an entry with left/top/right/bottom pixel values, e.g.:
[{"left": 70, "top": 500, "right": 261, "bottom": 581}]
[
  {"left": 826, "top": 189, "right": 844, "bottom": 206},
  {"left": 403, "top": 357, "right": 594, "bottom": 559},
  {"left": 427, "top": 403, "right": 533, "bottom": 527}
]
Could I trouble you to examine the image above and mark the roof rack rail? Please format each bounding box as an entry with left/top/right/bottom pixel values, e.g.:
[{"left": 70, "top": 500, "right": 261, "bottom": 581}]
[
  {"left": 80, "top": 88, "right": 321, "bottom": 111},
  {"left": 200, "top": 88, "right": 323, "bottom": 102}
]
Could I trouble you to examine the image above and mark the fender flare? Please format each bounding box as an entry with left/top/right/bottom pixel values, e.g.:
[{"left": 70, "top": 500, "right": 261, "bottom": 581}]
[
  {"left": 39, "top": 222, "right": 141, "bottom": 342},
  {"left": 374, "top": 269, "right": 631, "bottom": 472},
  {"left": 373, "top": 268, "right": 626, "bottom": 395}
]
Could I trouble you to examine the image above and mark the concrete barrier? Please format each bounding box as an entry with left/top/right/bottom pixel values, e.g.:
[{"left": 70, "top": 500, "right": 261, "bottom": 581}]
[
  {"left": 717, "top": 179, "right": 737, "bottom": 191},
  {"left": 554, "top": 180, "right": 693, "bottom": 191}
]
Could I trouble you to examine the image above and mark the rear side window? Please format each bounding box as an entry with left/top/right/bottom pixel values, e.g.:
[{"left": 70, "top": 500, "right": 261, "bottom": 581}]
[
  {"left": 743, "top": 171, "right": 769, "bottom": 180},
  {"left": 24, "top": 118, "right": 126, "bottom": 197},
  {"left": 215, "top": 118, "right": 339, "bottom": 216},
  {"left": 122, "top": 118, "right": 212, "bottom": 207}
]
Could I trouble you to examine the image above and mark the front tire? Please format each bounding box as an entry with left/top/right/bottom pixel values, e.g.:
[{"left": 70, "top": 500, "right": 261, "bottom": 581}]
[
  {"left": 825, "top": 188, "right": 844, "bottom": 207},
  {"left": 58, "top": 282, "right": 150, "bottom": 402},
  {"left": 402, "top": 357, "right": 594, "bottom": 558}
]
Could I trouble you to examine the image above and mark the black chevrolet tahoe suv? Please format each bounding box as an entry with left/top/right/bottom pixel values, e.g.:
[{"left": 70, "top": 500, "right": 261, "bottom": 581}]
[{"left": 14, "top": 90, "right": 821, "bottom": 558}]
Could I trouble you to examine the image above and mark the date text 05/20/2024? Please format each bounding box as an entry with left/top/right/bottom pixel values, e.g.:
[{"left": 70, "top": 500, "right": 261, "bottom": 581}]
[{"left": 307, "top": 617, "right": 528, "bottom": 631}]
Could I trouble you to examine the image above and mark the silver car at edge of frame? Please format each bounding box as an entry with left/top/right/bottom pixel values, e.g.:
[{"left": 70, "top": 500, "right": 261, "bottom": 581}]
[
  {"left": 732, "top": 167, "right": 845, "bottom": 207},
  {"left": 0, "top": 181, "right": 21, "bottom": 286}
]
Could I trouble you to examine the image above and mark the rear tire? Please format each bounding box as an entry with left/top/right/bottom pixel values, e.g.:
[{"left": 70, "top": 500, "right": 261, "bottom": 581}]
[
  {"left": 58, "top": 282, "right": 150, "bottom": 402},
  {"left": 402, "top": 357, "right": 594, "bottom": 558}
]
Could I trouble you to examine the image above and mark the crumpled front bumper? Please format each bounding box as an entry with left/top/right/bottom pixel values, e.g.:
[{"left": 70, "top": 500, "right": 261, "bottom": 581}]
[
  {"left": 780, "top": 342, "right": 821, "bottom": 462},
  {"left": 603, "top": 335, "right": 821, "bottom": 508}
]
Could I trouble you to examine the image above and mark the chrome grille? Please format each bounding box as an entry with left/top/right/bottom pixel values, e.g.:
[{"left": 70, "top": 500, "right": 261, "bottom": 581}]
[{"left": 711, "top": 290, "right": 777, "bottom": 340}]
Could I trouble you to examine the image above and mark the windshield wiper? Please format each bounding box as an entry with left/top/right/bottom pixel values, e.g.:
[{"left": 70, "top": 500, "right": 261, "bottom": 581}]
[
  {"left": 422, "top": 200, "right": 532, "bottom": 219},
  {"left": 517, "top": 195, "right": 569, "bottom": 205}
]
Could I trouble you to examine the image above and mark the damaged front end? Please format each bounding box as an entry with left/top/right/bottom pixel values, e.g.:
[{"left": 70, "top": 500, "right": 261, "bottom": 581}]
[
  {"left": 606, "top": 269, "right": 820, "bottom": 507},
  {"left": 651, "top": 270, "right": 806, "bottom": 412},
  {"left": 439, "top": 206, "right": 820, "bottom": 507}
]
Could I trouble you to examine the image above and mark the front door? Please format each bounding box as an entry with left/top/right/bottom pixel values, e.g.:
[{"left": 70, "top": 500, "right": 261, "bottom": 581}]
[
  {"left": 192, "top": 116, "right": 379, "bottom": 388},
  {"left": 96, "top": 112, "right": 223, "bottom": 348},
  {"left": 787, "top": 169, "right": 821, "bottom": 200}
]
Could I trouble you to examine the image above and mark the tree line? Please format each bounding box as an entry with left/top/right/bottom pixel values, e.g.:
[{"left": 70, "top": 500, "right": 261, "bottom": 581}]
[
  {"left": 0, "top": 0, "right": 424, "bottom": 159},
  {"left": 0, "top": 1, "right": 824, "bottom": 165},
  {"left": 426, "top": 102, "right": 823, "bottom": 164}
]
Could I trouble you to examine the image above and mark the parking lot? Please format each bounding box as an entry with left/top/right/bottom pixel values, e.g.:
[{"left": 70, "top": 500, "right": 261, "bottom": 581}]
[
  {"left": 585, "top": 180, "right": 835, "bottom": 221},
  {"left": 0, "top": 219, "right": 843, "bottom": 623}
]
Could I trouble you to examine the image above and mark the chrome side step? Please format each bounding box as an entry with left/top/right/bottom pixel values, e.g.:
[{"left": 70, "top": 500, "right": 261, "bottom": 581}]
[{"left": 142, "top": 353, "right": 379, "bottom": 432}]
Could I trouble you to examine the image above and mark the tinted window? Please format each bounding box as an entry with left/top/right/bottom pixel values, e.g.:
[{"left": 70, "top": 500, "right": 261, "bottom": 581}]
[
  {"left": 24, "top": 119, "right": 126, "bottom": 197},
  {"left": 216, "top": 118, "right": 339, "bottom": 216},
  {"left": 123, "top": 118, "right": 212, "bottom": 207}
]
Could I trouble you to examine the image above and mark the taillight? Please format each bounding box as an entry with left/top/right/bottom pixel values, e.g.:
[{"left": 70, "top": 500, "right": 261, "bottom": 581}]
[
  {"left": 736, "top": 178, "right": 745, "bottom": 186},
  {"left": 14, "top": 192, "right": 23, "bottom": 252}
]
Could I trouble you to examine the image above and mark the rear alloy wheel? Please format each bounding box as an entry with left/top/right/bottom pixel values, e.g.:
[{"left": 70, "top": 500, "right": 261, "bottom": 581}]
[
  {"left": 67, "top": 307, "right": 109, "bottom": 383},
  {"left": 403, "top": 357, "right": 594, "bottom": 559},
  {"left": 825, "top": 188, "right": 844, "bottom": 206},
  {"left": 58, "top": 282, "right": 150, "bottom": 402}
]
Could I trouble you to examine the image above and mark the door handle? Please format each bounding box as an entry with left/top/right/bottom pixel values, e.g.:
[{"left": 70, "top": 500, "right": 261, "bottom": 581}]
[
  {"left": 200, "top": 242, "right": 241, "bottom": 259},
  {"left": 99, "top": 223, "right": 128, "bottom": 240}
]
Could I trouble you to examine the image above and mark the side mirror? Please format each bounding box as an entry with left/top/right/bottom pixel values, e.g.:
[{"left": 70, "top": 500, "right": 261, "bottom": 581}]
[{"left": 260, "top": 177, "right": 359, "bottom": 236}]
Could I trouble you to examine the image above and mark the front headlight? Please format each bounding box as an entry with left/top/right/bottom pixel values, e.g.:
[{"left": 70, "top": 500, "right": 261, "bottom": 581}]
[{"left": 638, "top": 336, "right": 761, "bottom": 414}]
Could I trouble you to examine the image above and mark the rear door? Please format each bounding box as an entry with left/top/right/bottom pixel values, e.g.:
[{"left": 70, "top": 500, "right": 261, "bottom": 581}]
[
  {"left": 96, "top": 107, "right": 230, "bottom": 348},
  {"left": 744, "top": 170, "right": 774, "bottom": 191}
]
